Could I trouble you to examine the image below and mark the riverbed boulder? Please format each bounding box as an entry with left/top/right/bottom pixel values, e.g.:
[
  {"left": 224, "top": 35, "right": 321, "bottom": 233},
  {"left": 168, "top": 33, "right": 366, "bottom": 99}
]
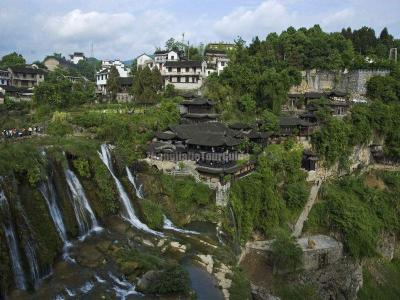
[
  {"left": 137, "top": 270, "right": 163, "bottom": 292},
  {"left": 197, "top": 254, "right": 214, "bottom": 273},
  {"left": 76, "top": 246, "right": 104, "bottom": 268},
  {"left": 170, "top": 241, "right": 187, "bottom": 253}
]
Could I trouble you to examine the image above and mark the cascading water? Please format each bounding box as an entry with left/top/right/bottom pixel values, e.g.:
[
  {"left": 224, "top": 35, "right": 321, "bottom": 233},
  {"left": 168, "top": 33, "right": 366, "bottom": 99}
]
[
  {"left": 98, "top": 144, "right": 163, "bottom": 236},
  {"left": 39, "top": 177, "right": 72, "bottom": 260},
  {"left": 228, "top": 204, "right": 241, "bottom": 255},
  {"left": 64, "top": 168, "right": 102, "bottom": 239},
  {"left": 163, "top": 216, "right": 200, "bottom": 235},
  {"left": 126, "top": 167, "right": 144, "bottom": 199},
  {"left": 23, "top": 239, "right": 40, "bottom": 288},
  {"left": 0, "top": 189, "right": 27, "bottom": 290},
  {"left": 126, "top": 166, "right": 199, "bottom": 235}
]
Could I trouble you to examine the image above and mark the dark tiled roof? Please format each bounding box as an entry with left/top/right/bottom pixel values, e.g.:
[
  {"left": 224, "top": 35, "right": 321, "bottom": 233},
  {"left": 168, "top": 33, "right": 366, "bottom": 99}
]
[
  {"left": 279, "top": 116, "right": 312, "bottom": 127},
  {"left": 170, "top": 122, "right": 234, "bottom": 140},
  {"left": 154, "top": 50, "right": 169, "bottom": 55},
  {"left": 0, "top": 85, "right": 31, "bottom": 93},
  {"left": 164, "top": 60, "right": 202, "bottom": 68},
  {"left": 9, "top": 66, "right": 46, "bottom": 75},
  {"left": 196, "top": 164, "right": 240, "bottom": 175},
  {"left": 154, "top": 131, "right": 176, "bottom": 140},
  {"left": 183, "top": 114, "right": 218, "bottom": 119},
  {"left": 288, "top": 93, "right": 303, "bottom": 98},
  {"left": 182, "top": 98, "right": 215, "bottom": 106},
  {"left": 246, "top": 130, "right": 270, "bottom": 139},
  {"left": 186, "top": 133, "right": 241, "bottom": 147},
  {"left": 229, "top": 123, "right": 253, "bottom": 130},
  {"left": 329, "top": 91, "right": 347, "bottom": 97},
  {"left": 118, "top": 77, "right": 133, "bottom": 85}
]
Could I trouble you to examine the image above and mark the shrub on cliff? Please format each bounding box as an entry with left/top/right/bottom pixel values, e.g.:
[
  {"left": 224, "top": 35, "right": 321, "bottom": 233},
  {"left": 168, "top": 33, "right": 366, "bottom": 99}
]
[{"left": 141, "top": 200, "right": 164, "bottom": 230}]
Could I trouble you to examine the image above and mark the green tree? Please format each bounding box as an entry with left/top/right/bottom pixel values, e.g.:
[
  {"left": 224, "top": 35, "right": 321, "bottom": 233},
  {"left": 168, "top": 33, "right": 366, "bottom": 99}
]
[
  {"left": 0, "top": 52, "right": 26, "bottom": 68},
  {"left": 270, "top": 230, "right": 303, "bottom": 273},
  {"left": 131, "top": 66, "right": 163, "bottom": 104},
  {"left": 164, "top": 84, "right": 177, "bottom": 98},
  {"left": 106, "top": 66, "right": 120, "bottom": 101}
]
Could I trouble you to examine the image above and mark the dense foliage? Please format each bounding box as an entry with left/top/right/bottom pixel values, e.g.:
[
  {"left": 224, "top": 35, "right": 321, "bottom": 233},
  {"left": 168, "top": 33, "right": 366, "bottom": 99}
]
[
  {"left": 229, "top": 142, "right": 309, "bottom": 242},
  {"left": 131, "top": 66, "right": 163, "bottom": 104},
  {"left": 271, "top": 230, "right": 303, "bottom": 272},
  {"left": 33, "top": 69, "right": 95, "bottom": 109},
  {"left": 0, "top": 52, "right": 26, "bottom": 68},
  {"left": 305, "top": 172, "right": 400, "bottom": 259}
]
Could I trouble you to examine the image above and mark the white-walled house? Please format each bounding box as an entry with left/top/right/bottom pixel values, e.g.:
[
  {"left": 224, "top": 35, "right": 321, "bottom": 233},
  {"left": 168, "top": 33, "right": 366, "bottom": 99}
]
[
  {"left": 154, "top": 50, "right": 180, "bottom": 71},
  {"left": 204, "top": 49, "right": 229, "bottom": 76},
  {"left": 0, "top": 69, "right": 11, "bottom": 86},
  {"left": 162, "top": 60, "right": 207, "bottom": 90},
  {"left": 136, "top": 53, "right": 154, "bottom": 69},
  {"left": 96, "top": 60, "right": 130, "bottom": 94},
  {"left": 69, "top": 52, "right": 85, "bottom": 64}
]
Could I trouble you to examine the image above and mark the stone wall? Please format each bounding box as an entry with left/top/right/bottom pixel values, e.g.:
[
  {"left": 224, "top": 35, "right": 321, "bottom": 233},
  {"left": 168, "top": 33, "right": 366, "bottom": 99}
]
[
  {"left": 290, "top": 69, "right": 390, "bottom": 95},
  {"left": 298, "top": 235, "right": 343, "bottom": 271}
]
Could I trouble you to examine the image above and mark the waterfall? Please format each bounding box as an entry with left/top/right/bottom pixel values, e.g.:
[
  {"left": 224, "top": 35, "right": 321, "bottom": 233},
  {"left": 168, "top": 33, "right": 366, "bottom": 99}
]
[
  {"left": 228, "top": 204, "right": 241, "bottom": 255},
  {"left": 126, "top": 167, "right": 144, "bottom": 199},
  {"left": 64, "top": 168, "right": 102, "bottom": 239},
  {"left": 126, "top": 165, "right": 198, "bottom": 235},
  {"left": 163, "top": 216, "right": 199, "bottom": 235},
  {"left": 0, "top": 190, "right": 27, "bottom": 290},
  {"left": 24, "top": 239, "right": 40, "bottom": 288},
  {"left": 98, "top": 144, "right": 163, "bottom": 236},
  {"left": 39, "top": 177, "right": 72, "bottom": 261}
]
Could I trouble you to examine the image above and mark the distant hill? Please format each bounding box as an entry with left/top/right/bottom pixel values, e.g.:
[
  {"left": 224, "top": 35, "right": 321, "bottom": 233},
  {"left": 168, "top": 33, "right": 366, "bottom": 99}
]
[{"left": 123, "top": 59, "right": 135, "bottom": 66}]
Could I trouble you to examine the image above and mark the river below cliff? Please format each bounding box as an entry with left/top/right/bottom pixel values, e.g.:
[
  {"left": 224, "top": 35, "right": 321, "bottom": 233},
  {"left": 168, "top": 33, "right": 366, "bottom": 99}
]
[{"left": 7, "top": 216, "right": 225, "bottom": 300}]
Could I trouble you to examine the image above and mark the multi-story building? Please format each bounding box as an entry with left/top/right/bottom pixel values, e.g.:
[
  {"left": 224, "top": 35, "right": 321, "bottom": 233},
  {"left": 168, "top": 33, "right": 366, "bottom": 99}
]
[
  {"left": 69, "top": 52, "right": 85, "bottom": 64},
  {"left": 163, "top": 60, "right": 207, "bottom": 90},
  {"left": 136, "top": 53, "right": 154, "bottom": 69},
  {"left": 0, "top": 69, "right": 11, "bottom": 86},
  {"left": 154, "top": 50, "right": 180, "bottom": 71},
  {"left": 95, "top": 59, "right": 130, "bottom": 94},
  {"left": 206, "top": 42, "right": 236, "bottom": 51},
  {"left": 204, "top": 49, "right": 229, "bottom": 76},
  {"left": 7, "top": 65, "right": 45, "bottom": 88}
]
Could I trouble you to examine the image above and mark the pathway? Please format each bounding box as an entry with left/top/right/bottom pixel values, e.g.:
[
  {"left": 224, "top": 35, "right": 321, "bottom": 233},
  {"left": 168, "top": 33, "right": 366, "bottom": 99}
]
[{"left": 292, "top": 179, "right": 323, "bottom": 238}]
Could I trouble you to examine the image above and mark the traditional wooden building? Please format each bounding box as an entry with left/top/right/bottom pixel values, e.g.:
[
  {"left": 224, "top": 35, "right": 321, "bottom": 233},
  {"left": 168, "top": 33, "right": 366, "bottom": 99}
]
[
  {"left": 278, "top": 116, "right": 315, "bottom": 136},
  {"left": 180, "top": 97, "right": 219, "bottom": 123},
  {"left": 301, "top": 150, "right": 318, "bottom": 171}
]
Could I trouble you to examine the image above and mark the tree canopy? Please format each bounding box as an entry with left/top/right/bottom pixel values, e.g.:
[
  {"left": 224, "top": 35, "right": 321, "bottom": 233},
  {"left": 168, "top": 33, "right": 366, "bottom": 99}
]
[{"left": 0, "top": 52, "right": 26, "bottom": 68}]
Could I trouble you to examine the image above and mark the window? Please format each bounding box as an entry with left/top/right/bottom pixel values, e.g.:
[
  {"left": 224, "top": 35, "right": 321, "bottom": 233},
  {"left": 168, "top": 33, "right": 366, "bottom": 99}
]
[
  {"left": 171, "top": 55, "right": 175, "bottom": 60},
  {"left": 221, "top": 62, "right": 225, "bottom": 66},
  {"left": 168, "top": 67, "right": 172, "bottom": 72},
  {"left": 177, "top": 68, "right": 181, "bottom": 73},
  {"left": 193, "top": 67, "right": 196, "bottom": 72},
  {"left": 186, "top": 67, "right": 189, "bottom": 72},
  {"left": 177, "top": 77, "right": 181, "bottom": 83},
  {"left": 185, "top": 77, "right": 189, "bottom": 83}
]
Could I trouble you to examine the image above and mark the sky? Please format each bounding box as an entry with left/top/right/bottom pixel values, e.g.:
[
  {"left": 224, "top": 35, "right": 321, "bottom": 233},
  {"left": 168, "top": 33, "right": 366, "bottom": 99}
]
[{"left": 1, "top": 0, "right": 399, "bottom": 62}]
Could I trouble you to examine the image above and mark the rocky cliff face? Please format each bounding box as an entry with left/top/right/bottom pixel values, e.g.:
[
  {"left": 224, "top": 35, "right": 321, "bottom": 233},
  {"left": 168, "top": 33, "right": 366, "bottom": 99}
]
[
  {"left": 298, "top": 258, "right": 363, "bottom": 300},
  {"left": 290, "top": 69, "right": 390, "bottom": 95}
]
